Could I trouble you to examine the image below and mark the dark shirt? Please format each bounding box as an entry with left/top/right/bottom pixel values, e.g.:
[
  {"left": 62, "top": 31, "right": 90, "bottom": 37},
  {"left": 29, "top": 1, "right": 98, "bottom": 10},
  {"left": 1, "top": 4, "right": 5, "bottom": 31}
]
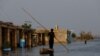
[
  {"left": 48, "top": 31, "right": 55, "bottom": 49},
  {"left": 48, "top": 32, "right": 55, "bottom": 41}
]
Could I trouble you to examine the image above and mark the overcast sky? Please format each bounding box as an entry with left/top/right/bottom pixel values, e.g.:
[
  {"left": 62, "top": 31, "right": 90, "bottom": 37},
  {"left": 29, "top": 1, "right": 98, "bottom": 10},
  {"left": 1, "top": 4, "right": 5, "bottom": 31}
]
[{"left": 0, "top": 0, "right": 100, "bottom": 35}]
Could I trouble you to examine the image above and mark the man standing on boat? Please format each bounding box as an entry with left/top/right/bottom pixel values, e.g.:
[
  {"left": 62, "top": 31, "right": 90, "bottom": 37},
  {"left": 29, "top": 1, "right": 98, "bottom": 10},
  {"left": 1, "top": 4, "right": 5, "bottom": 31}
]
[{"left": 48, "top": 29, "right": 55, "bottom": 49}]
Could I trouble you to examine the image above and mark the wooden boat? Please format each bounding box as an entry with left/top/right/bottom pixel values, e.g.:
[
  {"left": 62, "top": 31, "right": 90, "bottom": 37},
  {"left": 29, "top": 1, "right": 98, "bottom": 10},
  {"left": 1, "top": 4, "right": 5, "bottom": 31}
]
[{"left": 40, "top": 48, "right": 54, "bottom": 54}]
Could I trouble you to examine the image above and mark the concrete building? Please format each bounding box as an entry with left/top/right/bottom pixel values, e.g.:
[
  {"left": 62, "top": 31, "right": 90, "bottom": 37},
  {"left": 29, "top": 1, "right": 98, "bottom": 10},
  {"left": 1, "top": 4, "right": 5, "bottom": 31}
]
[{"left": 54, "top": 25, "right": 67, "bottom": 43}]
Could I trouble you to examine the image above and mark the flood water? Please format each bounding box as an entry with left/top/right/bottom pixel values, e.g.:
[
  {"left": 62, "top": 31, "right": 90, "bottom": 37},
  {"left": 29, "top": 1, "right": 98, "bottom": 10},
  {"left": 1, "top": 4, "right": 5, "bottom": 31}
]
[{"left": 1, "top": 39, "right": 100, "bottom": 56}]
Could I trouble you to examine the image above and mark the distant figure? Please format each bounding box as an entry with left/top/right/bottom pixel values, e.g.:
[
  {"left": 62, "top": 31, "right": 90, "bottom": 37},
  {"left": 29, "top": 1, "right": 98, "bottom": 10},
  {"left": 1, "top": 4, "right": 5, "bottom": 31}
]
[
  {"left": 48, "top": 29, "right": 55, "bottom": 49},
  {"left": 84, "top": 40, "right": 87, "bottom": 44}
]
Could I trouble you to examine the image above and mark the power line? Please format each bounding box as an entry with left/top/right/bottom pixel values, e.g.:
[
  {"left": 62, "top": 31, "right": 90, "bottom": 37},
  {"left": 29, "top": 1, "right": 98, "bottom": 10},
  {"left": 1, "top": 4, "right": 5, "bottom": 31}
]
[{"left": 22, "top": 8, "right": 47, "bottom": 30}]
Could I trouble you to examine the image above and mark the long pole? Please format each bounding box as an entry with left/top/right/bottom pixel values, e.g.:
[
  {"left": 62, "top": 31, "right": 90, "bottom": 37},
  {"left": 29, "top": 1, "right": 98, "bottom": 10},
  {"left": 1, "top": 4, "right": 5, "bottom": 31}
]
[{"left": 22, "top": 8, "right": 69, "bottom": 52}]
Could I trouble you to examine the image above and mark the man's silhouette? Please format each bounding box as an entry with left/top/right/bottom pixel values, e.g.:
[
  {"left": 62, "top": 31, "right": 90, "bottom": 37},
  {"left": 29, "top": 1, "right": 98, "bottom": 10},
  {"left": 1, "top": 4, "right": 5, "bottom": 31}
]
[{"left": 48, "top": 29, "right": 55, "bottom": 49}]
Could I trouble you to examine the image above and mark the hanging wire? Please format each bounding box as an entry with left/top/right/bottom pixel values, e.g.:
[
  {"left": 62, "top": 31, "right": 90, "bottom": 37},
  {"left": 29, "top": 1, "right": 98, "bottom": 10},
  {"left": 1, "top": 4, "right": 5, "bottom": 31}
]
[{"left": 22, "top": 8, "right": 47, "bottom": 30}]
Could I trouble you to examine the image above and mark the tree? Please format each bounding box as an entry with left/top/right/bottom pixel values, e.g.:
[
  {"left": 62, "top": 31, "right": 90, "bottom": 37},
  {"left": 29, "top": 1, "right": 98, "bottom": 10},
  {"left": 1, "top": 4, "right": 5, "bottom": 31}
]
[
  {"left": 72, "top": 32, "right": 76, "bottom": 38},
  {"left": 21, "top": 22, "right": 32, "bottom": 37},
  {"left": 22, "top": 23, "right": 31, "bottom": 29}
]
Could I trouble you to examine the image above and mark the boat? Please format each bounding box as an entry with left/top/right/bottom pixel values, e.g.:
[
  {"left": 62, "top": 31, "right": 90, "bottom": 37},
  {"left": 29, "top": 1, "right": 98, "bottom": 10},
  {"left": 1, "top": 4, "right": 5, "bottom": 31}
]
[{"left": 40, "top": 48, "right": 54, "bottom": 54}]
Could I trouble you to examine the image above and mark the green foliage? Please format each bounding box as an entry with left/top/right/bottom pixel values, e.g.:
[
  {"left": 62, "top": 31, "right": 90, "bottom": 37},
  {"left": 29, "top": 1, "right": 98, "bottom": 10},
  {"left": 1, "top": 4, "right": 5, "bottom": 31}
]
[
  {"left": 21, "top": 23, "right": 32, "bottom": 35},
  {"left": 22, "top": 23, "right": 32, "bottom": 29},
  {"left": 72, "top": 32, "right": 76, "bottom": 38}
]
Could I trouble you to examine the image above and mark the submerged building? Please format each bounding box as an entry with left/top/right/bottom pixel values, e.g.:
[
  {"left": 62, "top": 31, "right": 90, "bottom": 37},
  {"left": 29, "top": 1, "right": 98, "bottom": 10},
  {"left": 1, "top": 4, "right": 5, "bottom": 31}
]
[{"left": 0, "top": 21, "right": 33, "bottom": 52}]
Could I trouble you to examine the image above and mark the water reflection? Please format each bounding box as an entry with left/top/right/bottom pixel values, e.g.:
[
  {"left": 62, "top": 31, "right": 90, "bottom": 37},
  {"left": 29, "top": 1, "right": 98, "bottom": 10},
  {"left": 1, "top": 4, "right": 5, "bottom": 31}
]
[
  {"left": 3, "top": 51, "right": 10, "bottom": 56},
  {"left": 40, "top": 53, "right": 54, "bottom": 56},
  {"left": 1, "top": 49, "right": 54, "bottom": 56},
  {"left": 49, "top": 53, "right": 54, "bottom": 56},
  {"left": 1, "top": 39, "right": 100, "bottom": 56}
]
